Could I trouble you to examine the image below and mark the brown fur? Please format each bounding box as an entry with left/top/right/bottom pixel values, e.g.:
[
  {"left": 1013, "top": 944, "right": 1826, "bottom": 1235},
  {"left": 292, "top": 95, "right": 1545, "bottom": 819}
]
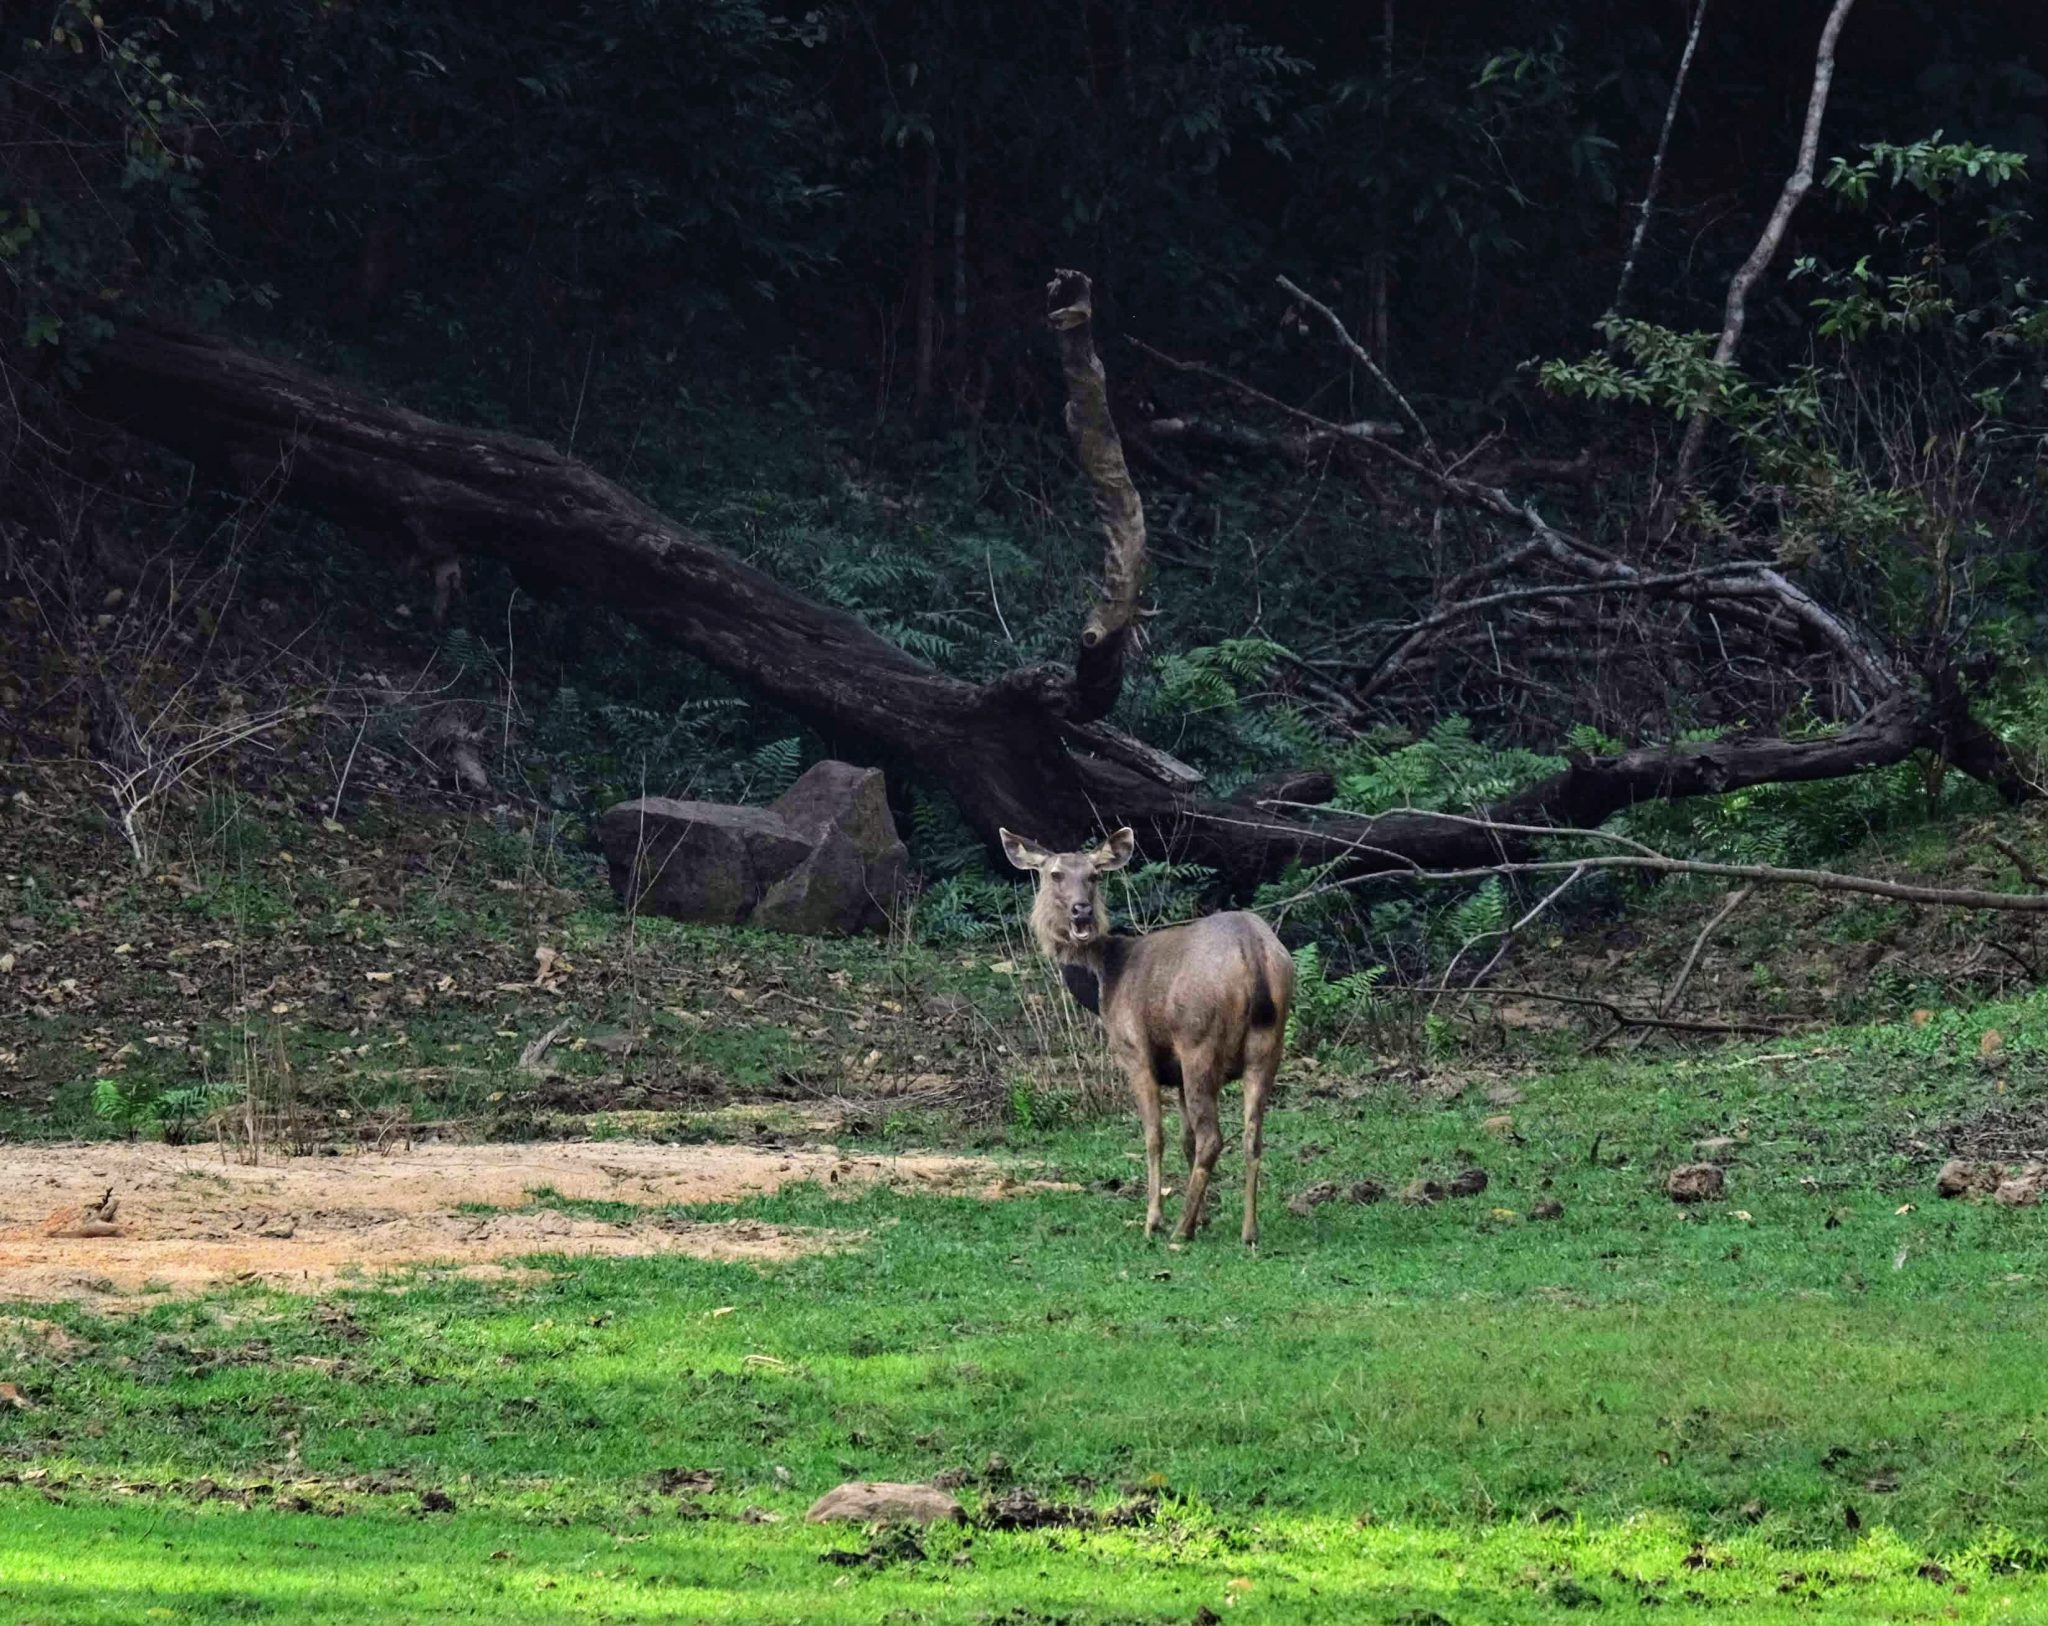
[{"left": 1001, "top": 827, "right": 1294, "bottom": 1246}]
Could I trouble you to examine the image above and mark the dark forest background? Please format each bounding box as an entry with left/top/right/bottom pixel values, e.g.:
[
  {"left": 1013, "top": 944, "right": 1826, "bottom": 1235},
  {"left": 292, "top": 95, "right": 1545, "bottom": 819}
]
[{"left": 3, "top": 0, "right": 2047, "bottom": 943}]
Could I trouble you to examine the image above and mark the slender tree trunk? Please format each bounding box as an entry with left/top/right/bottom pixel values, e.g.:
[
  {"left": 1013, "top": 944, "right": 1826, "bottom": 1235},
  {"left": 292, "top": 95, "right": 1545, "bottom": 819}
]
[
  {"left": 911, "top": 141, "right": 940, "bottom": 424},
  {"left": 1369, "top": 0, "right": 1394, "bottom": 367},
  {"left": 1657, "top": 0, "right": 1857, "bottom": 535}
]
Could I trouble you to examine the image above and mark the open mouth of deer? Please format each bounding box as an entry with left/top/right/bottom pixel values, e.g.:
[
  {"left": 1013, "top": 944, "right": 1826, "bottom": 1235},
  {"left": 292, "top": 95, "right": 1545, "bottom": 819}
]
[{"left": 1068, "top": 907, "right": 1097, "bottom": 944}]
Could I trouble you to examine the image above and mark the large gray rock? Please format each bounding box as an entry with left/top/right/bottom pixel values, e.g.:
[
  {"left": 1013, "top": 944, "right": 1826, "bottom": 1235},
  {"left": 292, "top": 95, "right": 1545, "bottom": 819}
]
[
  {"left": 597, "top": 799, "right": 814, "bottom": 925},
  {"left": 596, "top": 763, "right": 915, "bottom": 935},
  {"left": 773, "top": 762, "right": 912, "bottom": 923},
  {"left": 772, "top": 762, "right": 891, "bottom": 848},
  {"left": 753, "top": 827, "right": 872, "bottom": 935}
]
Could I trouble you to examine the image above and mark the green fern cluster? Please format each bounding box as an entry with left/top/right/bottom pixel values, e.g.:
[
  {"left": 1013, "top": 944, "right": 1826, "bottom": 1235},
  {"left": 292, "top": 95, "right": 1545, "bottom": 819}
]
[
  {"left": 1332, "top": 716, "right": 1564, "bottom": 814},
  {"left": 1130, "top": 639, "right": 1317, "bottom": 793},
  {"left": 1434, "top": 875, "right": 1508, "bottom": 958},
  {"left": 1286, "top": 941, "right": 1389, "bottom": 1054},
  {"left": 532, "top": 686, "right": 761, "bottom": 808},
  {"left": 913, "top": 871, "right": 1021, "bottom": 943},
  {"left": 93, "top": 1074, "right": 235, "bottom": 1145}
]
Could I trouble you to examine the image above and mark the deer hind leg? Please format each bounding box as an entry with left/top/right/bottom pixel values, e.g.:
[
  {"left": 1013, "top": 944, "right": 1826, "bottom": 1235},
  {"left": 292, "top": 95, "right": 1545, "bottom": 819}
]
[
  {"left": 1172, "top": 1053, "right": 1224, "bottom": 1245},
  {"left": 1240, "top": 1027, "right": 1283, "bottom": 1249}
]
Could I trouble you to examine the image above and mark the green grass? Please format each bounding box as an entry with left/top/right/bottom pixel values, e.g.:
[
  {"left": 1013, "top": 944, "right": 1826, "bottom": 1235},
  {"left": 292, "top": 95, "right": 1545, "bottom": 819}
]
[
  {"left": 4, "top": 1498, "right": 2023, "bottom": 1623},
  {"left": 5, "top": 989, "right": 2048, "bottom": 1621}
]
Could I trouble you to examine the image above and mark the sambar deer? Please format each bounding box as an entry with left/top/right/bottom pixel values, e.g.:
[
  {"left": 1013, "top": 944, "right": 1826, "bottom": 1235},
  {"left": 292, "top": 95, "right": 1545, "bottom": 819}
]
[{"left": 1000, "top": 826, "right": 1294, "bottom": 1246}]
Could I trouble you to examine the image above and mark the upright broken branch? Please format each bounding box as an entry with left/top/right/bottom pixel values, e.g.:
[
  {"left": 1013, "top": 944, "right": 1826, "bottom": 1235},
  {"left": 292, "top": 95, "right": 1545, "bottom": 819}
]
[
  {"left": 1047, "top": 269, "right": 1148, "bottom": 723},
  {"left": 1660, "top": 0, "right": 1858, "bottom": 530}
]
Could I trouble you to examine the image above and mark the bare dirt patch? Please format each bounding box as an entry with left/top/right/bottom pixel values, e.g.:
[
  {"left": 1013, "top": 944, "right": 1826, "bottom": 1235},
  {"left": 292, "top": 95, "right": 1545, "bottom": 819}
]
[{"left": 0, "top": 1139, "right": 1047, "bottom": 1304}]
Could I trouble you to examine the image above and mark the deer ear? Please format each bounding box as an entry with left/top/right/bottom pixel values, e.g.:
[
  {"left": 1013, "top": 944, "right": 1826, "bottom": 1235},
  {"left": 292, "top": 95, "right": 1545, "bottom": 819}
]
[
  {"left": 1091, "top": 827, "right": 1136, "bottom": 873},
  {"left": 999, "top": 828, "right": 1051, "bottom": 871}
]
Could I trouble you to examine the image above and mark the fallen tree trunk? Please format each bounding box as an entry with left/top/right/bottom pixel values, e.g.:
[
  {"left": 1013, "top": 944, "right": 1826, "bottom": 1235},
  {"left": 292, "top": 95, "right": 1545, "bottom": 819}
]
[
  {"left": 74, "top": 324, "right": 1970, "bottom": 890},
  {"left": 78, "top": 324, "right": 1102, "bottom": 842}
]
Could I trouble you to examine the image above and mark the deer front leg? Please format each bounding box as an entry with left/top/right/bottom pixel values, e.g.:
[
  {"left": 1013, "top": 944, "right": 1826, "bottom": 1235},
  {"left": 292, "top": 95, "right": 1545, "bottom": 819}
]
[{"left": 1126, "top": 1059, "right": 1167, "bottom": 1237}]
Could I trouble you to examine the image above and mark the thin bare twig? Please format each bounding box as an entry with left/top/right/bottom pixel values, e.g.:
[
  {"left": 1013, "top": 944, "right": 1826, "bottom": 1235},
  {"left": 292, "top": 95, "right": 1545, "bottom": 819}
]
[
  {"left": 329, "top": 701, "right": 370, "bottom": 822},
  {"left": 1277, "top": 274, "right": 1435, "bottom": 453},
  {"left": 1661, "top": 882, "right": 1755, "bottom": 1016},
  {"left": 1438, "top": 862, "right": 1590, "bottom": 1005},
  {"left": 1355, "top": 558, "right": 1777, "bottom": 672},
  {"left": 1611, "top": 0, "right": 1710, "bottom": 320},
  {"left": 1283, "top": 849, "right": 2048, "bottom": 916},
  {"left": 1425, "top": 982, "right": 1786, "bottom": 1037}
]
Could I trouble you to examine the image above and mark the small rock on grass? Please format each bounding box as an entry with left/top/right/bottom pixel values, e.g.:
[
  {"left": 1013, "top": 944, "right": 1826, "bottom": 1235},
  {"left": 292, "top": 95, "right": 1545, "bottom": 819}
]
[
  {"left": 1530, "top": 1199, "right": 1565, "bottom": 1221},
  {"left": 1398, "top": 1178, "right": 1444, "bottom": 1206},
  {"left": 1347, "top": 1179, "right": 1386, "bottom": 1205},
  {"left": 1447, "top": 1168, "right": 1489, "bottom": 1198},
  {"left": 1666, "top": 1164, "right": 1725, "bottom": 1203},
  {"left": 1287, "top": 1181, "right": 1342, "bottom": 1218},
  {"left": 806, "top": 1482, "right": 964, "bottom": 1525},
  {"left": 1936, "top": 1158, "right": 2044, "bottom": 1202},
  {"left": 1995, "top": 1164, "right": 2047, "bottom": 1208}
]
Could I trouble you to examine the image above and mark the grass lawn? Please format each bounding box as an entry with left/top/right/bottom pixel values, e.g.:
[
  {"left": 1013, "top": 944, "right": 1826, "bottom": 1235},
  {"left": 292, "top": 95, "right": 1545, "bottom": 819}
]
[{"left": 4, "top": 994, "right": 2048, "bottom": 1622}]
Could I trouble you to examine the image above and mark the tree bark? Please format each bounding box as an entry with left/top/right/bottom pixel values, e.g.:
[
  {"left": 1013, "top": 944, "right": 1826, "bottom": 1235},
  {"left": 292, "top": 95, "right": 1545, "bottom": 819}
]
[{"left": 76, "top": 324, "right": 1969, "bottom": 892}]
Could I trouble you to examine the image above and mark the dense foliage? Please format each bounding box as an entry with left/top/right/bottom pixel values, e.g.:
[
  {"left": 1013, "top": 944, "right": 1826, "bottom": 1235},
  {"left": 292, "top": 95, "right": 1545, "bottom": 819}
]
[{"left": 4, "top": 0, "right": 2046, "bottom": 950}]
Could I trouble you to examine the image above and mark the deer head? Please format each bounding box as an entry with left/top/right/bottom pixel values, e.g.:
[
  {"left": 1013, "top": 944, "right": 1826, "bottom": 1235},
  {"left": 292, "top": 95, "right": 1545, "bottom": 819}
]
[{"left": 999, "top": 826, "right": 1135, "bottom": 955}]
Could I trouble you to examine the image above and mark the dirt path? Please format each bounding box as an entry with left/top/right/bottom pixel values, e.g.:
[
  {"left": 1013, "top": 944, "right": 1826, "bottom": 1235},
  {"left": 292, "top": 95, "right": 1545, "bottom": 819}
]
[{"left": 0, "top": 1139, "right": 1040, "bottom": 1304}]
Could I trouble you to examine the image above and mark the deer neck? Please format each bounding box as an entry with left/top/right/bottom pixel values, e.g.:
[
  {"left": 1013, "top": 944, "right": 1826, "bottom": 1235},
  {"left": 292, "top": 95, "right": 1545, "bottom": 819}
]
[{"left": 1046, "top": 931, "right": 1133, "bottom": 1019}]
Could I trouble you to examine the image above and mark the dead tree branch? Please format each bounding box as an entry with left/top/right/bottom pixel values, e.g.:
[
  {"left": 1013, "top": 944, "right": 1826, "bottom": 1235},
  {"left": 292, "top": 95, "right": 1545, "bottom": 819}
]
[
  {"left": 1990, "top": 836, "right": 2048, "bottom": 891},
  {"left": 75, "top": 313, "right": 2016, "bottom": 895},
  {"left": 1145, "top": 413, "right": 1403, "bottom": 466}
]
